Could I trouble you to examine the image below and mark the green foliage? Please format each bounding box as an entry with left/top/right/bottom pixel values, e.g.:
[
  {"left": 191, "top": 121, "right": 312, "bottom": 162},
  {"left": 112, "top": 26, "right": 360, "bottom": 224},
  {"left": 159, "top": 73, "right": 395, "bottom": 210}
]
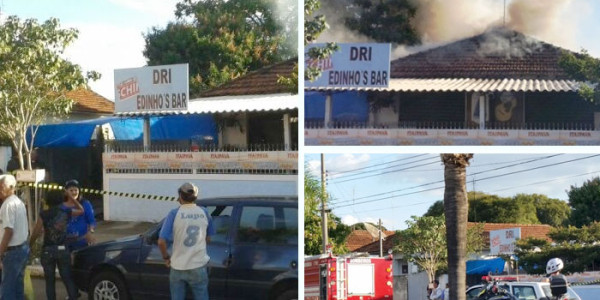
[
  {"left": 304, "top": 0, "right": 339, "bottom": 81},
  {"left": 559, "top": 50, "right": 600, "bottom": 105},
  {"left": 549, "top": 222, "right": 600, "bottom": 244},
  {"left": 144, "top": 0, "right": 296, "bottom": 95},
  {"left": 516, "top": 242, "right": 600, "bottom": 275},
  {"left": 425, "top": 192, "right": 570, "bottom": 227},
  {"left": 350, "top": 222, "right": 388, "bottom": 231},
  {"left": 424, "top": 200, "right": 444, "bottom": 217},
  {"left": 516, "top": 223, "right": 600, "bottom": 274},
  {"left": 568, "top": 177, "right": 600, "bottom": 227},
  {"left": 345, "top": 0, "right": 420, "bottom": 45},
  {"left": 0, "top": 16, "right": 97, "bottom": 170},
  {"left": 304, "top": 167, "right": 351, "bottom": 255},
  {"left": 395, "top": 215, "right": 484, "bottom": 281}
]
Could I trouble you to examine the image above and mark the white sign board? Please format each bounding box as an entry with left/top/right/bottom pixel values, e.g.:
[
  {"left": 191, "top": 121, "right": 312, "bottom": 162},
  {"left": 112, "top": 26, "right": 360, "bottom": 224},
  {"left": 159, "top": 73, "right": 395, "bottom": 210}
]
[
  {"left": 114, "top": 63, "right": 189, "bottom": 113},
  {"left": 490, "top": 228, "right": 521, "bottom": 255},
  {"left": 347, "top": 263, "right": 374, "bottom": 295},
  {"left": 305, "top": 43, "right": 390, "bottom": 88}
]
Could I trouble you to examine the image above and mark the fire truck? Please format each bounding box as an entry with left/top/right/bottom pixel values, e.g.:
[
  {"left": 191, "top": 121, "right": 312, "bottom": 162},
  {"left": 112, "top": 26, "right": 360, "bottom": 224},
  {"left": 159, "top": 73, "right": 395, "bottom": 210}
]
[{"left": 305, "top": 252, "right": 394, "bottom": 300}]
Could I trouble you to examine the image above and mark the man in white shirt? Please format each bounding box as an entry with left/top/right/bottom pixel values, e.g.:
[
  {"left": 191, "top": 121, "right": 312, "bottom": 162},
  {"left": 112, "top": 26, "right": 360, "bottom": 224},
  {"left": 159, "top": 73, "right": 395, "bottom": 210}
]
[
  {"left": 158, "top": 182, "right": 214, "bottom": 300},
  {"left": 0, "top": 174, "right": 30, "bottom": 299},
  {"left": 429, "top": 280, "right": 443, "bottom": 300}
]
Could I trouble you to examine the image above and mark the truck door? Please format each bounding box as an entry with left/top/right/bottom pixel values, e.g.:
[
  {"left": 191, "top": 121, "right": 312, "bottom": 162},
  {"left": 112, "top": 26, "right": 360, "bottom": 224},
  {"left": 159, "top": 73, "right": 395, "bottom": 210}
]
[{"left": 320, "top": 264, "right": 328, "bottom": 299}]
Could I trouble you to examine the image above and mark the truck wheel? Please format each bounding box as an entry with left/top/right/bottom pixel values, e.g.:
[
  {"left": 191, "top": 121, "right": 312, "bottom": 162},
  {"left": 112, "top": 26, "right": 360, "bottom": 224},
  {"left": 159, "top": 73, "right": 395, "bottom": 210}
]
[
  {"left": 275, "top": 289, "right": 298, "bottom": 300},
  {"left": 88, "top": 271, "right": 130, "bottom": 300}
]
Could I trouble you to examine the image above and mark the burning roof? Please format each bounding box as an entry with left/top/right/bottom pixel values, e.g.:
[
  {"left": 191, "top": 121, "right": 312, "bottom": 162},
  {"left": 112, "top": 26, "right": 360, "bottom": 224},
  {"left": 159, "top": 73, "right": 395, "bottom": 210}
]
[{"left": 391, "top": 27, "right": 580, "bottom": 80}]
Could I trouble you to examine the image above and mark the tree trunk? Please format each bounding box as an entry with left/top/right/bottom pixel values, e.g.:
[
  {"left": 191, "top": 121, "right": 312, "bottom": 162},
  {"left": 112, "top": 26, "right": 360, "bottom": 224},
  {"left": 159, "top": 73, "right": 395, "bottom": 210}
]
[{"left": 441, "top": 154, "right": 473, "bottom": 300}]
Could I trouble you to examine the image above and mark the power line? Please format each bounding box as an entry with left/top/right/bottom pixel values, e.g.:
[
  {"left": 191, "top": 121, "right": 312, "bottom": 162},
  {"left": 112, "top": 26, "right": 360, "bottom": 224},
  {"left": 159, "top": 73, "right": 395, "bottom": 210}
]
[
  {"left": 329, "top": 154, "right": 430, "bottom": 176},
  {"left": 330, "top": 154, "right": 561, "bottom": 206},
  {"left": 330, "top": 154, "right": 600, "bottom": 209},
  {"left": 332, "top": 157, "right": 441, "bottom": 184}
]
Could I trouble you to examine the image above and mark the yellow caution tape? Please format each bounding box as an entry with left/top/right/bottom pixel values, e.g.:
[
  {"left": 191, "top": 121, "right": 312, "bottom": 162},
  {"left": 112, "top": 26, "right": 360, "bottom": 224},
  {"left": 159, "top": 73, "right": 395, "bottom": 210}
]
[{"left": 17, "top": 182, "right": 178, "bottom": 201}]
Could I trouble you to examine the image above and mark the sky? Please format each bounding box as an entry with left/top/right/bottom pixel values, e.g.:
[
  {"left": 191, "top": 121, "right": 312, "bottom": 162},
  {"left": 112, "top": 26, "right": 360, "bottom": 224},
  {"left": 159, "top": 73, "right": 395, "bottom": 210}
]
[
  {"left": 0, "top": 0, "right": 181, "bottom": 100},
  {"left": 305, "top": 153, "right": 600, "bottom": 231}
]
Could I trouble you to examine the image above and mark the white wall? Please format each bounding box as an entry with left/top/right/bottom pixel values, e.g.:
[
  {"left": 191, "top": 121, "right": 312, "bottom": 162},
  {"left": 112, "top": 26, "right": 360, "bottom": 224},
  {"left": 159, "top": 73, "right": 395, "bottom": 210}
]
[
  {"left": 103, "top": 173, "right": 297, "bottom": 222},
  {"left": 221, "top": 114, "right": 248, "bottom": 146},
  {"left": 0, "top": 146, "right": 11, "bottom": 172}
]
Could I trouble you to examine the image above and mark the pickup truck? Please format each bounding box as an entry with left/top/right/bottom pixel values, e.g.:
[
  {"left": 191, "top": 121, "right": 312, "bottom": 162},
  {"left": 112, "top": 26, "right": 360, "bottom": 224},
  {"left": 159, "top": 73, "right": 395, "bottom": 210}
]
[{"left": 466, "top": 281, "right": 581, "bottom": 300}]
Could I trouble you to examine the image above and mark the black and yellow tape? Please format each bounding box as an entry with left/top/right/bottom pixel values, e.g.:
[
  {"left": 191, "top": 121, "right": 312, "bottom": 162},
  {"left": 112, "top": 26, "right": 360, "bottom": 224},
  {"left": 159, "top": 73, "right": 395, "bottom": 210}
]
[
  {"left": 570, "top": 278, "right": 600, "bottom": 286},
  {"left": 17, "top": 182, "right": 178, "bottom": 202}
]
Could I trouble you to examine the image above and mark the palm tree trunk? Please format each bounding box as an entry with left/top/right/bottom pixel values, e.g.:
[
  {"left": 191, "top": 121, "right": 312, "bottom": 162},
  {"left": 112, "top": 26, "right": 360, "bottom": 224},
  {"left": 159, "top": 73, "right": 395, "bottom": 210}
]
[{"left": 441, "top": 154, "right": 473, "bottom": 300}]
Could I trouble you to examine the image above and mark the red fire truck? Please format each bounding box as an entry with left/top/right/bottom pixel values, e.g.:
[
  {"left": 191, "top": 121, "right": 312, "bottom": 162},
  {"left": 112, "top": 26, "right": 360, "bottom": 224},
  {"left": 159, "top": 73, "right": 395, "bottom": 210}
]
[{"left": 305, "top": 252, "right": 394, "bottom": 300}]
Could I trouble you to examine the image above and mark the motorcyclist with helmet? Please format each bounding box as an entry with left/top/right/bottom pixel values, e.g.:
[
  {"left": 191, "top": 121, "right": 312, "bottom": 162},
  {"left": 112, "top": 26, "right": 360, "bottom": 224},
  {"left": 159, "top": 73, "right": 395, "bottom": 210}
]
[{"left": 546, "top": 258, "right": 568, "bottom": 300}]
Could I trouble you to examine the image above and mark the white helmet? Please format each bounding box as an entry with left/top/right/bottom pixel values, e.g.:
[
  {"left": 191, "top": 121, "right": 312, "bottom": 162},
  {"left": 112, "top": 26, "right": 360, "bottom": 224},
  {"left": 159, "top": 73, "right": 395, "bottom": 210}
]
[{"left": 546, "top": 258, "right": 564, "bottom": 274}]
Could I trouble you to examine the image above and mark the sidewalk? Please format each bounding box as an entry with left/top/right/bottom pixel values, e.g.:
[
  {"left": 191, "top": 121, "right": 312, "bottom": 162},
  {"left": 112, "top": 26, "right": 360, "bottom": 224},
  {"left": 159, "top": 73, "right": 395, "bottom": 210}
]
[{"left": 28, "top": 220, "right": 156, "bottom": 278}]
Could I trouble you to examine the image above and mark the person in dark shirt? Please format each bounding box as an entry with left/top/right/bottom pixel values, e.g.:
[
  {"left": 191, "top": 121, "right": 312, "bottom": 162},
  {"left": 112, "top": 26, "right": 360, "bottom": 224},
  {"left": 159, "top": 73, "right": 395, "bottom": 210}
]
[{"left": 30, "top": 189, "right": 84, "bottom": 300}]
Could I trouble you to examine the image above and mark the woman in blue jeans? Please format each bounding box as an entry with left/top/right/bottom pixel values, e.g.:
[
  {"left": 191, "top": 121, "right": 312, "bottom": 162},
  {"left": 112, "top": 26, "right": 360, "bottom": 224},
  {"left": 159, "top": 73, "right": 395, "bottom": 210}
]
[{"left": 30, "top": 188, "right": 84, "bottom": 300}]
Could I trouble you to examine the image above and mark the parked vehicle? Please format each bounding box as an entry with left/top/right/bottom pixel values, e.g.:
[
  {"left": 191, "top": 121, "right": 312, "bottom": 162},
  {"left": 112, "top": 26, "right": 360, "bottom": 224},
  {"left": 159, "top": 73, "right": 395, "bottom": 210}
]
[
  {"left": 72, "top": 196, "right": 298, "bottom": 300},
  {"left": 304, "top": 253, "right": 393, "bottom": 300},
  {"left": 466, "top": 281, "right": 582, "bottom": 300}
]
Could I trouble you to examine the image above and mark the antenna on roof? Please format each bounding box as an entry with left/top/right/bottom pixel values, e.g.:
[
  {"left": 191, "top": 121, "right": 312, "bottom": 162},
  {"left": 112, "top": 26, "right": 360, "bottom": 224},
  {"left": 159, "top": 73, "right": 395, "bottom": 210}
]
[{"left": 503, "top": 0, "right": 506, "bottom": 26}]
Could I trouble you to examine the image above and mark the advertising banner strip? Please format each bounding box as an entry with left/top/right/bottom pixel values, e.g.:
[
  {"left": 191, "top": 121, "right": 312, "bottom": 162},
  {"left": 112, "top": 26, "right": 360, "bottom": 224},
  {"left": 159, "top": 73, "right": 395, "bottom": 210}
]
[{"left": 305, "top": 43, "right": 391, "bottom": 88}]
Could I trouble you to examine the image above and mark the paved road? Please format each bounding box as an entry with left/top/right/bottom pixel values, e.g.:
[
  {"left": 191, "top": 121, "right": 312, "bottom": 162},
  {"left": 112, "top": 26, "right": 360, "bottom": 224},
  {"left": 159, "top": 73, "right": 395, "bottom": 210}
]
[{"left": 32, "top": 272, "right": 87, "bottom": 299}]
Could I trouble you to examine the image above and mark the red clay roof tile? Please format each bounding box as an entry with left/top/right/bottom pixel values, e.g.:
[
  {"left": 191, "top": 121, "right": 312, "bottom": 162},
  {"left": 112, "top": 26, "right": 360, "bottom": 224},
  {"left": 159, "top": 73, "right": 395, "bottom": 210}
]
[
  {"left": 199, "top": 58, "right": 297, "bottom": 98},
  {"left": 66, "top": 89, "right": 114, "bottom": 114},
  {"left": 391, "top": 28, "right": 579, "bottom": 80}
]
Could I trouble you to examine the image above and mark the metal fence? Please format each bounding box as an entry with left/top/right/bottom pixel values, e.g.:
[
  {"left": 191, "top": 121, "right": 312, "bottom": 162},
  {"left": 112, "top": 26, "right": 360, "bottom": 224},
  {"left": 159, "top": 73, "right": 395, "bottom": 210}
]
[
  {"left": 305, "top": 120, "right": 596, "bottom": 131},
  {"left": 105, "top": 140, "right": 298, "bottom": 152}
]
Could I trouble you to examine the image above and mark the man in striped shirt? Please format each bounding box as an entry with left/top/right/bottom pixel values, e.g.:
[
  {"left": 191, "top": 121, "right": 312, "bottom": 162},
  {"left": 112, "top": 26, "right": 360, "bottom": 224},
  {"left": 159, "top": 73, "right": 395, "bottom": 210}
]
[{"left": 158, "top": 182, "right": 215, "bottom": 300}]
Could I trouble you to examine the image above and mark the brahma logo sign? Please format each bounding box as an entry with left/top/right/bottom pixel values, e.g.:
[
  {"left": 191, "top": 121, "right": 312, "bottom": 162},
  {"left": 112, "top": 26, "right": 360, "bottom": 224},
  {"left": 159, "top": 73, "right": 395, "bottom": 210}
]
[
  {"left": 117, "top": 77, "right": 139, "bottom": 101},
  {"left": 490, "top": 228, "right": 521, "bottom": 255}
]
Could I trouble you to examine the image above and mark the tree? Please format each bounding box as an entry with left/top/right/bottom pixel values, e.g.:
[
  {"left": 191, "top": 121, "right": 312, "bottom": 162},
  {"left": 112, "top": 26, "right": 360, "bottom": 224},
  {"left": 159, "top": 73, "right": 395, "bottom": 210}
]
[
  {"left": 559, "top": 50, "right": 600, "bottom": 105},
  {"left": 396, "top": 215, "right": 447, "bottom": 283},
  {"left": 304, "top": 168, "right": 351, "bottom": 255},
  {"left": 0, "top": 16, "right": 98, "bottom": 170},
  {"left": 441, "top": 153, "right": 473, "bottom": 300},
  {"left": 395, "top": 215, "right": 484, "bottom": 283},
  {"left": 144, "top": 0, "right": 296, "bottom": 95},
  {"left": 568, "top": 177, "right": 600, "bottom": 227},
  {"left": 304, "top": 0, "right": 338, "bottom": 81},
  {"left": 426, "top": 192, "right": 571, "bottom": 227},
  {"left": 345, "top": 0, "right": 420, "bottom": 45}
]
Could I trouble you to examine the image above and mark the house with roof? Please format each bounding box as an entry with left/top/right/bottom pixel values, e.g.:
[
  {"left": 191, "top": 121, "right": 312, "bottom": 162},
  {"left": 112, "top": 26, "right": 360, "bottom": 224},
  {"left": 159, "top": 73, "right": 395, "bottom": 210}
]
[
  {"left": 305, "top": 28, "right": 599, "bottom": 145},
  {"left": 18, "top": 58, "right": 298, "bottom": 222},
  {"left": 344, "top": 222, "right": 554, "bottom": 300}
]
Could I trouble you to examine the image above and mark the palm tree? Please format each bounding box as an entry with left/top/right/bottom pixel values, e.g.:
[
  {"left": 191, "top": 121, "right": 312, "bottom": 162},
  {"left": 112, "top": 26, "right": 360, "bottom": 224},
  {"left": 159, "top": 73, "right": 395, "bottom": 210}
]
[{"left": 441, "top": 154, "right": 473, "bottom": 300}]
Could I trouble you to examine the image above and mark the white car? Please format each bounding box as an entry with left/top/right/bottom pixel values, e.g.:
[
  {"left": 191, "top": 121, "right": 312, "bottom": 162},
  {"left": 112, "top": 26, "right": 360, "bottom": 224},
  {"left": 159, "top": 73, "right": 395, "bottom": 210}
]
[{"left": 466, "top": 281, "right": 582, "bottom": 300}]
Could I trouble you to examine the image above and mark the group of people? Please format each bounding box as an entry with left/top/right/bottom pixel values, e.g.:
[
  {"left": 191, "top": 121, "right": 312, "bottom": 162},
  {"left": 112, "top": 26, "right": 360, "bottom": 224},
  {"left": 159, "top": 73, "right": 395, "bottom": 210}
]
[
  {"left": 1, "top": 176, "right": 213, "bottom": 300},
  {"left": 428, "top": 280, "right": 449, "bottom": 300},
  {"left": 0, "top": 176, "right": 95, "bottom": 300}
]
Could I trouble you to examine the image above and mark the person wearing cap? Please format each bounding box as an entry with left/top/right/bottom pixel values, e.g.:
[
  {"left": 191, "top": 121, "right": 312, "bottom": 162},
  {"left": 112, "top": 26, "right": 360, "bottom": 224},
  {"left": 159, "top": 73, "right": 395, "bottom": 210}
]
[
  {"left": 0, "top": 174, "right": 30, "bottom": 299},
  {"left": 63, "top": 179, "right": 97, "bottom": 251},
  {"left": 30, "top": 189, "right": 84, "bottom": 300},
  {"left": 158, "top": 182, "right": 215, "bottom": 300}
]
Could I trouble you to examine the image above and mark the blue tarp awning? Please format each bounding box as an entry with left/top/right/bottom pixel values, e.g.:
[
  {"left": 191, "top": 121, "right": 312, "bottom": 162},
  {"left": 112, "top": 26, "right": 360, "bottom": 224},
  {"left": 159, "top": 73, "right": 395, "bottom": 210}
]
[
  {"left": 466, "top": 257, "right": 506, "bottom": 275},
  {"left": 31, "top": 115, "right": 217, "bottom": 147},
  {"left": 305, "top": 91, "right": 369, "bottom": 122}
]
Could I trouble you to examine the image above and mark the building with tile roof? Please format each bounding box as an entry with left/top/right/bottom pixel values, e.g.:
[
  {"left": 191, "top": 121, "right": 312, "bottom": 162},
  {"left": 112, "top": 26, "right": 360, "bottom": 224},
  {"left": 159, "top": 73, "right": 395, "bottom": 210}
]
[
  {"left": 305, "top": 28, "right": 600, "bottom": 145},
  {"left": 66, "top": 88, "right": 114, "bottom": 119},
  {"left": 347, "top": 222, "right": 553, "bottom": 255}
]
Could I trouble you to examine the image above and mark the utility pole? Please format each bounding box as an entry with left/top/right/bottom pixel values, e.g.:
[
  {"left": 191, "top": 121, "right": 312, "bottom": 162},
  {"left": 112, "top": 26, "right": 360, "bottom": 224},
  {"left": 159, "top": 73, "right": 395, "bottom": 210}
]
[
  {"left": 321, "top": 154, "right": 329, "bottom": 253},
  {"left": 379, "top": 218, "right": 383, "bottom": 257}
]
